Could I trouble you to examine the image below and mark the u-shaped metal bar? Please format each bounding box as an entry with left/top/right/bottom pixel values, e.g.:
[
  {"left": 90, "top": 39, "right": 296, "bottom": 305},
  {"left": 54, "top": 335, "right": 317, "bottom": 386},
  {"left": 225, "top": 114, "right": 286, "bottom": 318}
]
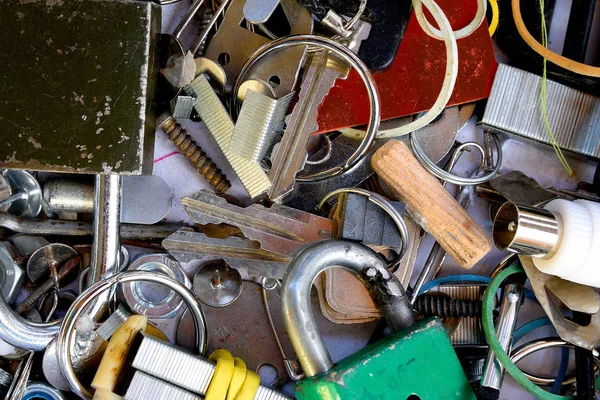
[{"left": 281, "top": 240, "right": 415, "bottom": 377}]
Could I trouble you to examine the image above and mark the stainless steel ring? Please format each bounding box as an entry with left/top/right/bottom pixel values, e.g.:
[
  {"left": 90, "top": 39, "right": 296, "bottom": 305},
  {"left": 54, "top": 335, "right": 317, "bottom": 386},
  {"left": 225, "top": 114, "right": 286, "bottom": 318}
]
[
  {"left": 329, "top": 0, "right": 367, "bottom": 41},
  {"left": 56, "top": 271, "right": 208, "bottom": 400},
  {"left": 233, "top": 34, "right": 380, "bottom": 182},
  {"left": 316, "top": 188, "right": 409, "bottom": 270},
  {"left": 410, "top": 130, "right": 502, "bottom": 185},
  {"left": 510, "top": 338, "right": 600, "bottom": 386}
]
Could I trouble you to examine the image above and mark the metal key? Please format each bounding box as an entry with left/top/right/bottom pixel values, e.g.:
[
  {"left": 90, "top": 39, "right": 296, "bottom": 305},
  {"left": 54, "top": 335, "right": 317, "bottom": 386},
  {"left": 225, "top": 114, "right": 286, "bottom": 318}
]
[{"left": 268, "top": 21, "right": 371, "bottom": 201}]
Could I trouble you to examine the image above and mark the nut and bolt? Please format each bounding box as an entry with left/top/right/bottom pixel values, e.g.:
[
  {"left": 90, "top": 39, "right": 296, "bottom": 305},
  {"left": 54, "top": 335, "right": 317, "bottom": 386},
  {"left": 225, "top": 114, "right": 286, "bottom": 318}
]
[{"left": 158, "top": 113, "right": 231, "bottom": 194}]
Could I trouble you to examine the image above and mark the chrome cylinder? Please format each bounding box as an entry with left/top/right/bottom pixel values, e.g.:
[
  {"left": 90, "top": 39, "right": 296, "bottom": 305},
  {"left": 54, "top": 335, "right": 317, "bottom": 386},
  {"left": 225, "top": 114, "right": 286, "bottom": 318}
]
[
  {"left": 88, "top": 174, "right": 122, "bottom": 286},
  {"left": 43, "top": 180, "right": 94, "bottom": 214},
  {"left": 493, "top": 201, "right": 559, "bottom": 258},
  {"left": 281, "top": 240, "right": 415, "bottom": 378},
  {"left": 481, "top": 284, "right": 524, "bottom": 391}
]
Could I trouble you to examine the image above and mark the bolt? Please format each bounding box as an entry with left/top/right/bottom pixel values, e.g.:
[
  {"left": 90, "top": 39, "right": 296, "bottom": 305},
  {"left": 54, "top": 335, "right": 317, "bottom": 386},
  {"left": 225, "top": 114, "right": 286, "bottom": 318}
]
[{"left": 158, "top": 113, "right": 231, "bottom": 194}]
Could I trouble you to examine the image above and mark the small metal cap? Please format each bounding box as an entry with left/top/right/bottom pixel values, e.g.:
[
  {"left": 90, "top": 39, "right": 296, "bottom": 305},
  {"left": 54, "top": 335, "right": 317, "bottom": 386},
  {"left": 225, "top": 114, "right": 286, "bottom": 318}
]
[
  {"left": 493, "top": 201, "right": 559, "bottom": 258},
  {"left": 193, "top": 261, "right": 242, "bottom": 308}
]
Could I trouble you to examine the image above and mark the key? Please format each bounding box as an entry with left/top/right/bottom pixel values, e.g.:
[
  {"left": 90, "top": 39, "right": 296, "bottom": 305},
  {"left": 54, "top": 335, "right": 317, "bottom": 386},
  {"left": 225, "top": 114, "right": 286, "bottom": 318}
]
[{"left": 268, "top": 21, "right": 371, "bottom": 201}]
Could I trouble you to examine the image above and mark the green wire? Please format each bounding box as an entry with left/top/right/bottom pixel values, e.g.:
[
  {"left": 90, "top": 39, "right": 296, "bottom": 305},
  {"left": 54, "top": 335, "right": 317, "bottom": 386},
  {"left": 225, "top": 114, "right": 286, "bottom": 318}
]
[
  {"left": 482, "top": 265, "right": 575, "bottom": 400},
  {"left": 539, "top": 0, "right": 573, "bottom": 176}
]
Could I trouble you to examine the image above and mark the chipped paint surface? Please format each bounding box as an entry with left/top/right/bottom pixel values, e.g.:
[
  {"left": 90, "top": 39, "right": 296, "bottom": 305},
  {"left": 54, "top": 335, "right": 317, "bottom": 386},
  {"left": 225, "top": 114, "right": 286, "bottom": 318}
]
[{"left": 0, "top": 0, "right": 161, "bottom": 174}]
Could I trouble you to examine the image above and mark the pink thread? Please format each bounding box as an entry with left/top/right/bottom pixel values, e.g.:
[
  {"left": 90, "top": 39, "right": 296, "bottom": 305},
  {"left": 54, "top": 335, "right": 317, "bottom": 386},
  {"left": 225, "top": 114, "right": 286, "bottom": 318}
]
[{"left": 154, "top": 151, "right": 179, "bottom": 163}]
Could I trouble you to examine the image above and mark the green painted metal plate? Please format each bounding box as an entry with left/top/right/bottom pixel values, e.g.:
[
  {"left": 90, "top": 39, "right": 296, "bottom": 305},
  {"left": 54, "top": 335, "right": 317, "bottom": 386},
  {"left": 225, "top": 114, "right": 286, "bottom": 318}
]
[
  {"left": 0, "top": 0, "right": 161, "bottom": 175},
  {"left": 295, "top": 318, "right": 476, "bottom": 400}
]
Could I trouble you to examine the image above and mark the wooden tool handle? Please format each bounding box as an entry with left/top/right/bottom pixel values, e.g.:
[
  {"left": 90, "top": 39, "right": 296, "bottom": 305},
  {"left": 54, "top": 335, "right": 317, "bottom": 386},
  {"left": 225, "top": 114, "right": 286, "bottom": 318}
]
[{"left": 371, "top": 140, "right": 491, "bottom": 269}]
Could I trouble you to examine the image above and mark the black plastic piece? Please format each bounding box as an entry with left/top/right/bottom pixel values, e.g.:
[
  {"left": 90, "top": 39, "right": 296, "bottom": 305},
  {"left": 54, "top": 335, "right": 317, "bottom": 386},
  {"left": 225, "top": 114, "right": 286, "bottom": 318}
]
[
  {"left": 563, "top": 0, "right": 596, "bottom": 63},
  {"left": 297, "top": 0, "right": 412, "bottom": 71},
  {"left": 495, "top": 0, "right": 600, "bottom": 95}
]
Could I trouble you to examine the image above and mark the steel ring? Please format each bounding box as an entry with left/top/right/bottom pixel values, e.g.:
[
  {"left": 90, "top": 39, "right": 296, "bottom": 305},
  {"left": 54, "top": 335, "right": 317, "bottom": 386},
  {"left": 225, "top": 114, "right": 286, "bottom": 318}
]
[
  {"left": 56, "top": 271, "right": 208, "bottom": 399},
  {"left": 510, "top": 338, "right": 600, "bottom": 386},
  {"left": 233, "top": 34, "right": 380, "bottom": 182},
  {"left": 410, "top": 130, "right": 502, "bottom": 185},
  {"left": 316, "top": 188, "right": 409, "bottom": 270}
]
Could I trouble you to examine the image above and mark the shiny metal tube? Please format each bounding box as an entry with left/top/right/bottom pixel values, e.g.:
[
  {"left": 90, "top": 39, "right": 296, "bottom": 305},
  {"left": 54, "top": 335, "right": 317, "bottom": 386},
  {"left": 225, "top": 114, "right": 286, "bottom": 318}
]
[
  {"left": 57, "top": 271, "right": 208, "bottom": 400},
  {"left": 481, "top": 284, "right": 524, "bottom": 391},
  {"left": 88, "top": 174, "right": 121, "bottom": 286},
  {"left": 0, "top": 212, "right": 183, "bottom": 239},
  {"left": 493, "top": 202, "right": 559, "bottom": 258},
  {"left": 43, "top": 180, "right": 94, "bottom": 214},
  {"left": 281, "top": 240, "right": 415, "bottom": 378},
  {"left": 0, "top": 290, "right": 60, "bottom": 351}
]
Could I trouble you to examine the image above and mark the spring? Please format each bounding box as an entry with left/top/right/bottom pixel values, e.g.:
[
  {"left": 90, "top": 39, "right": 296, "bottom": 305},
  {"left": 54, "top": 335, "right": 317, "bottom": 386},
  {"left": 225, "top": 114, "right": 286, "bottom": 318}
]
[{"left": 414, "top": 294, "right": 482, "bottom": 318}]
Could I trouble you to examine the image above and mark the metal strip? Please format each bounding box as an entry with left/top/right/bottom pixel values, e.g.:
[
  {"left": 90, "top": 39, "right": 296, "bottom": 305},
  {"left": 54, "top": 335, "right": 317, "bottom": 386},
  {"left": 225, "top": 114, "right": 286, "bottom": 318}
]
[
  {"left": 185, "top": 75, "right": 272, "bottom": 198},
  {"left": 481, "top": 64, "right": 600, "bottom": 159},
  {"left": 131, "top": 334, "right": 291, "bottom": 400}
]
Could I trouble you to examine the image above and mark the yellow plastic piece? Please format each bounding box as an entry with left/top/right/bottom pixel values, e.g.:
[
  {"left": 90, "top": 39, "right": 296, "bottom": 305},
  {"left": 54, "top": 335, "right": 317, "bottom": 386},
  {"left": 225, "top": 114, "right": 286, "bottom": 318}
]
[
  {"left": 144, "top": 324, "right": 168, "bottom": 341},
  {"left": 206, "top": 349, "right": 235, "bottom": 400},
  {"left": 92, "top": 315, "right": 147, "bottom": 394},
  {"left": 236, "top": 370, "right": 260, "bottom": 400},
  {"left": 92, "top": 388, "right": 124, "bottom": 400}
]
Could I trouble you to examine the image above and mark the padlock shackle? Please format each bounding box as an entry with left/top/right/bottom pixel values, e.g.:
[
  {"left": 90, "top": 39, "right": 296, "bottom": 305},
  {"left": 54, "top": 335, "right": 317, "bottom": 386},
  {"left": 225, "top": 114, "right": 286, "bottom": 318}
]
[{"left": 281, "top": 240, "right": 415, "bottom": 378}]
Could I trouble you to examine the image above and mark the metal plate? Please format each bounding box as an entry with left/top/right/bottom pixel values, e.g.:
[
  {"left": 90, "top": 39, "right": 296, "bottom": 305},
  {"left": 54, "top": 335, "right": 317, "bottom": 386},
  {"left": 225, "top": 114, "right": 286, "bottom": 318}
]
[{"left": 0, "top": 0, "right": 161, "bottom": 174}]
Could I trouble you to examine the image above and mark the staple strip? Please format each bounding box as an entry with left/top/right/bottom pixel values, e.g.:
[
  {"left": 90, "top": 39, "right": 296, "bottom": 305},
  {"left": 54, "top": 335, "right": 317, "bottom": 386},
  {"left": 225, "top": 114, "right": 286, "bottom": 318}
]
[
  {"left": 228, "top": 90, "right": 294, "bottom": 162},
  {"left": 186, "top": 75, "right": 272, "bottom": 198},
  {"left": 124, "top": 371, "right": 202, "bottom": 400},
  {"left": 481, "top": 64, "right": 600, "bottom": 159},
  {"left": 132, "top": 335, "right": 292, "bottom": 400}
]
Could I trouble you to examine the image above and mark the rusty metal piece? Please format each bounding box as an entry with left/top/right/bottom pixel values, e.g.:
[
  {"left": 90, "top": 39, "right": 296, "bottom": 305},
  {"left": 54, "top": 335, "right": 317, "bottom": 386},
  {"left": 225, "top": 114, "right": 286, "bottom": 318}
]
[{"left": 157, "top": 114, "right": 231, "bottom": 193}]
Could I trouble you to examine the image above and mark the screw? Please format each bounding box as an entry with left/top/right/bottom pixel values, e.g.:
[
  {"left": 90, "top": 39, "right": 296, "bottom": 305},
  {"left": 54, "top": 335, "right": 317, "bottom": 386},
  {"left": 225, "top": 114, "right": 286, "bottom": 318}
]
[{"left": 158, "top": 113, "right": 231, "bottom": 194}]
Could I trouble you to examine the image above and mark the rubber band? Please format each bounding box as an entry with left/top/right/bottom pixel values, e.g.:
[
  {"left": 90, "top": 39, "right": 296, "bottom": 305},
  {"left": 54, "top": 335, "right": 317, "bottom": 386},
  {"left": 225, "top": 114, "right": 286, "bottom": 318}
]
[
  {"left": 377, "top": 0, "right": 458, "bottom": 138},
  {"left": 206, "top": 350, "right": 235, "bottom": 400},
  {"left": 482, "top": 265, "right": 574, "bottom": 399},
  {"left": 206, "top": 349, "right": 261, "bottom": 400},
  {"left": 236, "top": 370, "right": 260, "bottom": 400},
  {"left": 488, "top": 0, "right": 499, "bottom": 36},
  {"left": 512, "top": 0, "right": 600, "bottom": 77},
  {"left": 227, "top": 358, "right": 248, "bottom": 400},
  {"left": 413, "top": 0, "right": 487, "bottom": 39}
]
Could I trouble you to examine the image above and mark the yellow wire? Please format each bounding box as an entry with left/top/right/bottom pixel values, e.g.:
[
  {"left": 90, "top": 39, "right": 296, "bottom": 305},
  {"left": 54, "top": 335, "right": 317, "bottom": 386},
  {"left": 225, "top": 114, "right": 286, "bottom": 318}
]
[
  {"left": 488, "top": 0, "right": 499, "bottom": 35},
  {"left": 539, "top": 0, "right": 573, "bottom": 175}
]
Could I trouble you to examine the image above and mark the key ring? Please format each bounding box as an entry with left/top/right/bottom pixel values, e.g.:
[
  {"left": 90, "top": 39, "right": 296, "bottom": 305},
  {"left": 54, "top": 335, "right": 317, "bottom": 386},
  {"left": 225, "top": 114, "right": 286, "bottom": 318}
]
[
  {"left": 56, "top": 271, "right": 208, "bottom": 400},
  {"left": 510, "top": 338, "right": 600, "bottom": 386},
  {"left": 410, "top": 130, "right": 502, "bottom": 186},
  {"left": 316, "top": 188, "right": 409, "bottom": 271},
  {"left": 233, "top": 34, "right": 381, "bottom": 182}
]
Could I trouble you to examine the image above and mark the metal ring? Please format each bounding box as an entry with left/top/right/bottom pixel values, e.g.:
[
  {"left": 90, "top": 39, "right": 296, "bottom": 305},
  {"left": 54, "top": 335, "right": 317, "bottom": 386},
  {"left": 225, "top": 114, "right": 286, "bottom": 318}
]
[
  {"left": 56, "top": 271, "right": 208, "bottom": 400},
  {"left": 510, "top": 338, "right": 600, "bottom": 386},
  {"left": 316, "top": 188, "right": 409, "bottom": 270},
  {"left": 329, "top": 0, "right": 367, "bottom": 41},
  {"left": 305, "top": 134, "right": 333, "bottom": 165},
  {"left": 410, "top": 130, "right": 502, "bottom": 185},
  {"left": 233, "top": 34, "right": 380, "bottom": 182}
]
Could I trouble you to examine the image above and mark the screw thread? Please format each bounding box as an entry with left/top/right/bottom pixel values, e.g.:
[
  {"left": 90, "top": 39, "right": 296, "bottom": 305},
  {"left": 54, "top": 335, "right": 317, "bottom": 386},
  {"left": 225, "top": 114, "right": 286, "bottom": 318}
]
[
  {"left": 414, "top": 294, "right": 482, "bottom": 318},
  {"left": 160, "top": 116, "right": 231, "bottom": 193}
]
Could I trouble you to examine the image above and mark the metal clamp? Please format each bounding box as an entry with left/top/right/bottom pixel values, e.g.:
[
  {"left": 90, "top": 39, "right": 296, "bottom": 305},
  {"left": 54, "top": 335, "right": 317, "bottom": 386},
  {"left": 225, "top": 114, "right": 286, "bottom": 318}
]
[
  {"left": 233, "top": 34, "right": 380, "bottom": 182},
  {"left": 409, "top": 130, "right": 503, "bottom": 185},
  {"left": 316, "top": 188, "right": 409, "bottom": 270},
  {"left": 56, "top": 271, "right": 208, "bottom": 400}
]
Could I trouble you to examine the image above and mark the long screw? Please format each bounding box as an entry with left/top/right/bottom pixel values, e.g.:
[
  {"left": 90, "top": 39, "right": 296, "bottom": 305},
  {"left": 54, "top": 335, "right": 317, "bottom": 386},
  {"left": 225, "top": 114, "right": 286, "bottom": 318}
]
[{"left": 158, "top": 113, "right": 231, "bottom": 194}]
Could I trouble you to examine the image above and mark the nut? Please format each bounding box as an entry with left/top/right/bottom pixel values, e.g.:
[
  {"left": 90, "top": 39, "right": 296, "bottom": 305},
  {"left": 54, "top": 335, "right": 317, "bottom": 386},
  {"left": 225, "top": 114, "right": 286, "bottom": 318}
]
[
  {"left": 122, "top": 254, "right": 191, "bottom": 319},
  {"left": 0, "top": 241, "right": 25, "bottom": 304}
]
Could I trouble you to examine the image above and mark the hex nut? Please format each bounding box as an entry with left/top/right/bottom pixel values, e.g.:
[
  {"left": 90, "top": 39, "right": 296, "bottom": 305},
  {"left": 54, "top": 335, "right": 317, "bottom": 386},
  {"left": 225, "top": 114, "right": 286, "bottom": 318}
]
[
  {"left": 0, "top": 241, "right": 25, "bottom": 304},
  {"left": 122, "top": 254, "right": 191, "bottom": 319}
]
